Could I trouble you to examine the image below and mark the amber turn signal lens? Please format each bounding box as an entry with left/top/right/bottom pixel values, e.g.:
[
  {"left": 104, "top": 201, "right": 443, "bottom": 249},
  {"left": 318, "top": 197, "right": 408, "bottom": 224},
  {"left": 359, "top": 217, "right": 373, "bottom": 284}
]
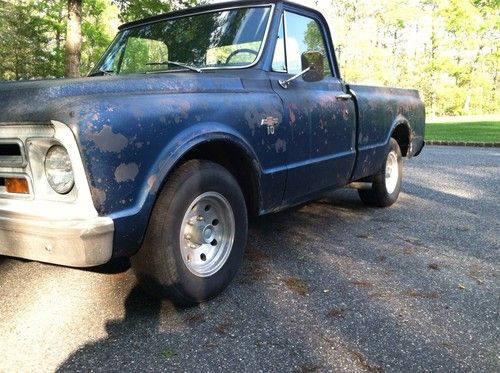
[{"left": 5, "top": 178, "right": 29, "bottom": 194}]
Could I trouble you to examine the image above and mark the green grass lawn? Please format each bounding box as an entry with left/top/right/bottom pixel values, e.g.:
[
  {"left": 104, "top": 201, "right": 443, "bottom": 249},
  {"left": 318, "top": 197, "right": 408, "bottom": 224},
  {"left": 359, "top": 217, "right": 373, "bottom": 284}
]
[{"left": 426, "top": 120, "right": 500, "bottom": 143}]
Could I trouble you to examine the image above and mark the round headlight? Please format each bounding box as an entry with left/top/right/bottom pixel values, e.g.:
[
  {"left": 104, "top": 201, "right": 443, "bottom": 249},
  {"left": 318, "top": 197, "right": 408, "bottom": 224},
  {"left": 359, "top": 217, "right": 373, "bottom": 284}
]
[{"left": 45, "top": 145, "right": 75, "bottom": 194}]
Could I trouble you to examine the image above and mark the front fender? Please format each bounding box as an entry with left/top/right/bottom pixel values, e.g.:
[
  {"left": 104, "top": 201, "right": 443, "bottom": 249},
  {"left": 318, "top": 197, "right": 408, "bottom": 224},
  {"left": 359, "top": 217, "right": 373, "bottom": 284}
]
[
  {"left": 147, "top": 122, "right": 261, "bottom": 199},
  {"left": 110, "top": 122, "right": 262, "bottom": 257}
]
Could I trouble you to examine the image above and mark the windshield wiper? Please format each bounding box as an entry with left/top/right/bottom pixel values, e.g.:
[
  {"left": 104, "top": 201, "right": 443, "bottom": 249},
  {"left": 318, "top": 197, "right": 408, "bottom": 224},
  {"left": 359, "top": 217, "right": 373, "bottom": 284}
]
[
  {"left": 88, "top": 68, "right": 115, "bottom": 77},
  {"left": 146, "top": 60, "right": 202, "bottom": 73}
]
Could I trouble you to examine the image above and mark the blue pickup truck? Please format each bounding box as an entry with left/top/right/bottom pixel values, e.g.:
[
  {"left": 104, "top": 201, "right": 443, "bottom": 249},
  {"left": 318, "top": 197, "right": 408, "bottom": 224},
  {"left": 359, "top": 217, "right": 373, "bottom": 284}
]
[{"left": 0, "top": 0, "right": 424, "bottom": 305}]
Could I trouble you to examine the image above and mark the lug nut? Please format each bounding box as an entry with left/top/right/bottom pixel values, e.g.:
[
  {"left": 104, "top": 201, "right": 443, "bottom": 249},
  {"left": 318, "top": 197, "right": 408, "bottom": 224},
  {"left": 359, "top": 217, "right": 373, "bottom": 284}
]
[
  {"left": 190, "top": 244, "right": 197, "bottom": 249},
  {"left": 197, "top": 216, "right": 204, "bottom": 221}
]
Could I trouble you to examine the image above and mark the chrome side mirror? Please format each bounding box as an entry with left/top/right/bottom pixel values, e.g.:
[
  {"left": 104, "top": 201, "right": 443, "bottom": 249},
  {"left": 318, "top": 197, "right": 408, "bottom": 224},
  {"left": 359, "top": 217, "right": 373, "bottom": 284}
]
[
  {"left": 301, "top": 51, "right": 325, "bottom": 83},
  {"left": 278, "top": 51, "right": 325, "bottom": 89}
]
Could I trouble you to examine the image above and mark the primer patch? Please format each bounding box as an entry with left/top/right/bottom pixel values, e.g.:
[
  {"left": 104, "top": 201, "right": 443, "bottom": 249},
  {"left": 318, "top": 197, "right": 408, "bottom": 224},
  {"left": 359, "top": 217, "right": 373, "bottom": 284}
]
[
  {"left": 115, "top": 163, "right": 139, "bottom": 183},
  {"left": 89, "top": 125, "right": 128, "bottom": 153}
]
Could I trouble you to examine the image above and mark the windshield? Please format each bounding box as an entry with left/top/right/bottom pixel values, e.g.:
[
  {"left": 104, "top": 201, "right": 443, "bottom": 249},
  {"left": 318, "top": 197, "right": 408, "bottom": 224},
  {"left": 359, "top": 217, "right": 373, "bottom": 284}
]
[{"left": 90, "top": 6, "right": 272, "bottom": 76}]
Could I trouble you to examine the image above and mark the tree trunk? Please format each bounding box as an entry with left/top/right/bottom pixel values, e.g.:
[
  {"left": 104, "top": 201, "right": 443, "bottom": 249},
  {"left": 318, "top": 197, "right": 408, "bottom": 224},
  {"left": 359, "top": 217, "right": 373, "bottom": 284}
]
[{"left": 65, "top": 0, "right": 82, "bottom": 78}]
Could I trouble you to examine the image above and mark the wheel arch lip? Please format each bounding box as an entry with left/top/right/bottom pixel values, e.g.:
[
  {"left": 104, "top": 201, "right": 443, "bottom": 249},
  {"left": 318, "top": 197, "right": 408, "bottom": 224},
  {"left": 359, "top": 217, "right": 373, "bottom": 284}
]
[
  {"left": 390, "top": 115, "right": 412, "bottom": 138},
  {"left": 163, "top": 122, "right": 258, "bottom": 179},
  {"left": 389, "top": 115, "right": 415, "bottom": 157}
]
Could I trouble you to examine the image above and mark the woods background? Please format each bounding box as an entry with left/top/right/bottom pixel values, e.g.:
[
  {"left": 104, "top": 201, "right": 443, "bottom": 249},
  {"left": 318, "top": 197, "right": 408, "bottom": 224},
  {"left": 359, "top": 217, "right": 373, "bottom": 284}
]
[{"left": 0, "top": 0, "right": 498, "bottom": 117}]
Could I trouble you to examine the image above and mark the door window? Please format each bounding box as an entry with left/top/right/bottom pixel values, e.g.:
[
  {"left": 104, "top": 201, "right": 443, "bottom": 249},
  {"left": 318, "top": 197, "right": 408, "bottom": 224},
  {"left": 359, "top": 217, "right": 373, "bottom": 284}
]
[{"left": 272, "top": 11, "right": 332, "bottom": 76}]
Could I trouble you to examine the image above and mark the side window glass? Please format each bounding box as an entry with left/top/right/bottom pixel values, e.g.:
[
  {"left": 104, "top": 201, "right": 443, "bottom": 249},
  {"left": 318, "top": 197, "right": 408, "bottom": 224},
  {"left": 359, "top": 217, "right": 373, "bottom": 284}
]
[
  {"left": 284, "top": 12, "right": 332, "bottom": 76},
  {"left": 272, "top": 16, "right": 286, "bottom": 72}
]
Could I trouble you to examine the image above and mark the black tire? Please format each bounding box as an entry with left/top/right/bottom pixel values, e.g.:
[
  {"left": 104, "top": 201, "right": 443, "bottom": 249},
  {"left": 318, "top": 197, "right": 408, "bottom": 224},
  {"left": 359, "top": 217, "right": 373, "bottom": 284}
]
[
  {"left": 358, "top": 138, "right": 403, "bottom": 207},
  {"left": 131, "top": 160, "right": 248, "bottom": 306}
]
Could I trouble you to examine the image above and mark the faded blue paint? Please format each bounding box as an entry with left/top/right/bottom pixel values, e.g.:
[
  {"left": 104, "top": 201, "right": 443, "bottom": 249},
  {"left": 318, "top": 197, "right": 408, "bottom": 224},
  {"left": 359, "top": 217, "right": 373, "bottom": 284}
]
[{"left": 0, "top": 0, "right": 425, "bottom": 258}]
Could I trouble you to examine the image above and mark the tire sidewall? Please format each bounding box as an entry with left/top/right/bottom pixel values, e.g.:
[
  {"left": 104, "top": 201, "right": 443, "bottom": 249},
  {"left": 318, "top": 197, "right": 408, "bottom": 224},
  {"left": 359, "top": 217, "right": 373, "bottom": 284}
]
[
  {"left": 378, "top": 138, "right": 403, "bottom": 203},
  {"left": 157, "top": 163, "right": 247, "bottom": 303}
]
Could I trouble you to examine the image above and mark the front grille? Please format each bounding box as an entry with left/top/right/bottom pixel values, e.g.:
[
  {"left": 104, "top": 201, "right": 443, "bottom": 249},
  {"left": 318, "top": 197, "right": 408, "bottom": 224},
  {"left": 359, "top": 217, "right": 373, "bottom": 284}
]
[
  {"left": 0, "top": 125, "right": 54, "bottom": 200},
  {"left": 0, "top": 141, "right": 25, "bottom": 167},
  {"left": 0, "top": 143, "right": 21, "bottom": 156}
]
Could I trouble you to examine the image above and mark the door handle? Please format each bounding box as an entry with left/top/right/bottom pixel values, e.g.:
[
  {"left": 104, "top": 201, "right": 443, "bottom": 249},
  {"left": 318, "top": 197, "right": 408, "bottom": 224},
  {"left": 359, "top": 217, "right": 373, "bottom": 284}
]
[{"left": 336, "top": 94, "right": 352, "bottom": 100}]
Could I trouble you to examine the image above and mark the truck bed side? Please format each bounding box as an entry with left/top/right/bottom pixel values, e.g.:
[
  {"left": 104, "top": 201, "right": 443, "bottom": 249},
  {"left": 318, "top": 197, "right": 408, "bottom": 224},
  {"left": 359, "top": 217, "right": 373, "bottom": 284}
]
[{"left": 348, "top": 84, "right": 425, "bottom": 181}]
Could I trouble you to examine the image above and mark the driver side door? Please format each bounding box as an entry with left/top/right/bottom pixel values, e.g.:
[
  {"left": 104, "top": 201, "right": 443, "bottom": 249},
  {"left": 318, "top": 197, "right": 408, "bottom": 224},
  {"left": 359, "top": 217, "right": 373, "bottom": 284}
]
[{"left": 269, "top": 10, "right": 357, "bottom": 204}]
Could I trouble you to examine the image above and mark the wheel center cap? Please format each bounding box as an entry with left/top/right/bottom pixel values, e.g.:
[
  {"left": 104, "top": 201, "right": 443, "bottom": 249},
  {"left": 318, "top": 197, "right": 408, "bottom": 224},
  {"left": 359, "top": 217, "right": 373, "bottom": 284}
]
[{"left": 202, "top": 225, "right": 214, "bottom": 242}]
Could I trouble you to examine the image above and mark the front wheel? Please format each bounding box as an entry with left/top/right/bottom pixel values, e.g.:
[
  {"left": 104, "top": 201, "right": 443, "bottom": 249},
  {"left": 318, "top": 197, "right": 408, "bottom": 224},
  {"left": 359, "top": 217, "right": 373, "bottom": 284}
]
[
  {"left": 358, "top": 138, "right": 403, "bottom": 207},
  {"left": 131, "top": 160, "right": 248, "bottom": 306}
]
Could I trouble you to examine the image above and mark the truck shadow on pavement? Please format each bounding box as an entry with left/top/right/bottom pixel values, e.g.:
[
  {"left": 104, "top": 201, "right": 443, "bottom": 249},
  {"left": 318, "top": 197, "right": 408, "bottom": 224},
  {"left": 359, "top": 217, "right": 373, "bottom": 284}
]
[
  {"left": 57, "top": 285, "right": 163, "bottom": 372},
  {"left": 56, "top": 190, "right": 495, "bottom": 372}
]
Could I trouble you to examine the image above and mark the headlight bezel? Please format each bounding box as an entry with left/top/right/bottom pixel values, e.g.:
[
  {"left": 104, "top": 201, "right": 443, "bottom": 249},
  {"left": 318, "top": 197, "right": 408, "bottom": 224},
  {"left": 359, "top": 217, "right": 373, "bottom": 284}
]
[{"left": 44, "top": 145, "right": 75, "bottom": 195}]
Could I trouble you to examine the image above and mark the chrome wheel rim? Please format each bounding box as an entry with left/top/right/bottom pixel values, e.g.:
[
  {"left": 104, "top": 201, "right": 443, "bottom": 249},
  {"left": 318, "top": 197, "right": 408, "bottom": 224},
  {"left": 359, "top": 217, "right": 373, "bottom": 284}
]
[
  {"left": 385, "top": 150, "right": 399, "bottom": 194},
  {"left": 180, "top": 192, "right": 235, "bottom": 277}
]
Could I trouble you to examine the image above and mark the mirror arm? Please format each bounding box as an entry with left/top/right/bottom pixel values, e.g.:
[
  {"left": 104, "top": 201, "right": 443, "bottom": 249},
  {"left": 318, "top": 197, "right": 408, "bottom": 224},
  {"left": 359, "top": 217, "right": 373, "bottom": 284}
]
[{"left": 278, "top": 67, "right": 311, "bottom": 89}]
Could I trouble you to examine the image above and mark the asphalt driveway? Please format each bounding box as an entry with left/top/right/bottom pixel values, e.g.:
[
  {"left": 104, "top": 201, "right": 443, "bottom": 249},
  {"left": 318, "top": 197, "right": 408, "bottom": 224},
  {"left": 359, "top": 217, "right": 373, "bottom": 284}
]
[{"left": 0, "top": 146, "right": 498, "bottom": 372}]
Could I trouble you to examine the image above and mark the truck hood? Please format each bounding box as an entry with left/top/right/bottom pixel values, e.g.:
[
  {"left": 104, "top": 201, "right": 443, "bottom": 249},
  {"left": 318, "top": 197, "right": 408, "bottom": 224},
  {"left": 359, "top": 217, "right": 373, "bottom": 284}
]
[{"left": 0, "top": 73, "right": 244, "bottom": 125}]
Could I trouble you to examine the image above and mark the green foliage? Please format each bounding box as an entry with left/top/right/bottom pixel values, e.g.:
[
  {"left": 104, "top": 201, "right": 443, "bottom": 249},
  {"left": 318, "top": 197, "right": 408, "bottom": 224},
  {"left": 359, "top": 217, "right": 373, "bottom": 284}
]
[
  {"left": 112, "top": 0, "right": 201, "bottom": 22},
  {"left": 0, "top": 0, "right": 58, "bottom": 79},
  {"left": 304, "top": 21, "right": 323, "bottom": 51},
  {"left": 0, "top": 0, "right": 204, "bottom": 78},
  {"left": 80, "top": 0, "right": 116, "bottom": 74},
  {"left": 325, "top": 0, "right": 499, "bottom": 116}
]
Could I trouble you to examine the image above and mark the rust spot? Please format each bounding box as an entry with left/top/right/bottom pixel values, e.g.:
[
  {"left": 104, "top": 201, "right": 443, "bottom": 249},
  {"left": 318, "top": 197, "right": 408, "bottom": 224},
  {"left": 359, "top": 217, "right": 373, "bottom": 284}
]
[
  {"left": 275, "top": 138, "right": 287, "bottom": 153},
  {"left": 343, "top": 108, "right": 350, "bottom": 121},
  {"left": 147, "top": 174, "right": 157, "bottom": 190},
  {"left": 289, "top": 106, "right": 296, "bottom": 124},
  {"left": 91, "top": 187, "right": 106, "bottom": 207}
]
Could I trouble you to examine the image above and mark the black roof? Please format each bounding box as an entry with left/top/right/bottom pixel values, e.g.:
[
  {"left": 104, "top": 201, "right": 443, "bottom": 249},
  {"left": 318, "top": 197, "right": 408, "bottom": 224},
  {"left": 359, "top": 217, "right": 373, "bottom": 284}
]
[{"left": 118, "top": 0, "right": 315, "bottom": 30}]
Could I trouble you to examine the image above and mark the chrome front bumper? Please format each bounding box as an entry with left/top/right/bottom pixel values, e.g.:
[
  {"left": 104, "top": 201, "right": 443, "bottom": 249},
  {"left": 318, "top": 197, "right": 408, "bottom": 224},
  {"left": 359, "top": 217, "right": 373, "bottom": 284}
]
[{"left": 0, "top": 212, "right": 114, "bottom": 267}]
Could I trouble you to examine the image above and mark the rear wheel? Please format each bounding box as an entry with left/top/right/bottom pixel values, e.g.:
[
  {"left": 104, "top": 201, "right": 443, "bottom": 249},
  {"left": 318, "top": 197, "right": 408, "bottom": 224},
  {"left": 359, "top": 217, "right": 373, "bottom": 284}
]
[
  {"left": 131, "top": 160, "right": 248, "bottom": 306},
  {"left": 358, "top": 138, "right": 403, "bottom": 207}
]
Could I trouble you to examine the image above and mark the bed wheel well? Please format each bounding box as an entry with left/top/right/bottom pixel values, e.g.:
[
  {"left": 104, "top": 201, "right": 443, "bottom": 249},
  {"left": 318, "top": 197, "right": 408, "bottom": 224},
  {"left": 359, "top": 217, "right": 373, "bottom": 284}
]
[{"left": 392, "top": 123, "right": 411, "bottom": 157}]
